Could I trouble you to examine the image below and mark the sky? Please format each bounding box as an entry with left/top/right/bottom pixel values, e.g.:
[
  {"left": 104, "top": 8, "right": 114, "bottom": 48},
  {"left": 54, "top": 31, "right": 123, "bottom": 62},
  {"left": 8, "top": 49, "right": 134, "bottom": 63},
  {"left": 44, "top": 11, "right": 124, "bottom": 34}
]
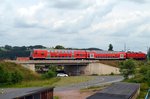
[{"left": 0, "top": 0, "right": 150, "bottom": 52}]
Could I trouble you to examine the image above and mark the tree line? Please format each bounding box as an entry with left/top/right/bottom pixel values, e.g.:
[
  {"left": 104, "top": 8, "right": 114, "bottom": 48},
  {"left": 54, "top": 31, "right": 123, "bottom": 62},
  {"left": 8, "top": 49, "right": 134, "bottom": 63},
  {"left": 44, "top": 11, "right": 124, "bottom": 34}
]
[
  {"left": 0, "top": 45, "right": 46, "bottom": 59},
  {"left": 0, "top": 44, "right": 114, "bottom": 60}
]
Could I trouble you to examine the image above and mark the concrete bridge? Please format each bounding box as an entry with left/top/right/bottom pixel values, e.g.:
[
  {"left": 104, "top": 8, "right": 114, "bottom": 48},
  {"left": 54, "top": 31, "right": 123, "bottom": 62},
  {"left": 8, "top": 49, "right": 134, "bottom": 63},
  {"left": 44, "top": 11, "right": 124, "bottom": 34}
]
[
  {"left": 6, "top": 60, "right": 120, "bottom": 75},
  {"left": 9, "top": 60, "right": 98, "bottom": 65}
]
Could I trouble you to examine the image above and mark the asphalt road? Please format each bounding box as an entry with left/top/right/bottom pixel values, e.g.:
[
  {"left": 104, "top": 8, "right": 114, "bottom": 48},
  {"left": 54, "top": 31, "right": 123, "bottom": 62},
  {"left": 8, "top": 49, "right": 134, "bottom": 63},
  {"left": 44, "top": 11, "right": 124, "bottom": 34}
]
[
  {"left": 54, "top": 76, "right": 124, "bottom": 92},
  {"left": 0, "top": 76, "right": 124, "bottom": 95}
]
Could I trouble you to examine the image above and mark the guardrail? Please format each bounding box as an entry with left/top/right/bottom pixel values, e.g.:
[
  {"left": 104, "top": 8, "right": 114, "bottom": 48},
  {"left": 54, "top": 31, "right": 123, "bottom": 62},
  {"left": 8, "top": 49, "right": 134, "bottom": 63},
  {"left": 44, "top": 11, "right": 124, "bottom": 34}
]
[{"left": 145, "top": 89, "right": 150, "bottom": 99}]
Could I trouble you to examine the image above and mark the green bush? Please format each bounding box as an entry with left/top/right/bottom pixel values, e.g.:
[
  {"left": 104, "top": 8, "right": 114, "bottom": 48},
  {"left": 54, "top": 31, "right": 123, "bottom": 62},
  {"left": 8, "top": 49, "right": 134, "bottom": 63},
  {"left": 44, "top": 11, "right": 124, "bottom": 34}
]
[
  {"left": 42, "top": 70, "right": 56, "bottom": 79},
  {"left": 129, "top": 74, "right": 145, "bottom": 83},
  {"left": 0, "top": 65, "right": 23, "bottom": 84},
  {"left": 110, "top": 72, "right": 114, "bottom": 75},
  {"left": 139, "top": 66, "right": 149, "bottom": 75},
  {"left": 120, "top": 59, "right": 136, "bottom": 79},
  {"left": 11, "top": 70, "right": 23, "bottom": 84},
  {"left": 146, "top": 70, "right": 150, "bottom": 86},
  {"left": 0, "top": 66, "right": 11, "bottom": 83}
]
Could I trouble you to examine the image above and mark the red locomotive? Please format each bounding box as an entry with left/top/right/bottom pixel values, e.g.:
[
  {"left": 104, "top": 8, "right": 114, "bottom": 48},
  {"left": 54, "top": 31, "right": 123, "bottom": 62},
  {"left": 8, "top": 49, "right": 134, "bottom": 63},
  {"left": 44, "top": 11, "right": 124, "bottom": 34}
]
[{"left": 30, "top": 49, "right": 146, "bottom": 60}]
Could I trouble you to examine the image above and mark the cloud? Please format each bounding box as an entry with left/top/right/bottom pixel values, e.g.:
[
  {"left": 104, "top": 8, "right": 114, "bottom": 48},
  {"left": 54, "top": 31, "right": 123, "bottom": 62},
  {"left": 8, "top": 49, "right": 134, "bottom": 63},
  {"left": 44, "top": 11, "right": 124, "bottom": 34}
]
[
  {"left": 46, "top": 0, "right": 93, "bottom": 9},
  {"left": 0, "top": 0, "right": 149, "bottom": 52},
  {"left": 129, "top": 0, "right": 148, "bottom": 3}
]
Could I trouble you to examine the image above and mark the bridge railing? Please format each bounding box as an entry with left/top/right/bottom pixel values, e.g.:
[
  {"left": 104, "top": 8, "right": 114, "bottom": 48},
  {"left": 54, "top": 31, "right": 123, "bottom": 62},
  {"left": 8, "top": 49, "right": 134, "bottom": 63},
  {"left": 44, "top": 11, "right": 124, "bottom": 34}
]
[{"left": 145, "top": 89, "right": 150, "bottom": 99}]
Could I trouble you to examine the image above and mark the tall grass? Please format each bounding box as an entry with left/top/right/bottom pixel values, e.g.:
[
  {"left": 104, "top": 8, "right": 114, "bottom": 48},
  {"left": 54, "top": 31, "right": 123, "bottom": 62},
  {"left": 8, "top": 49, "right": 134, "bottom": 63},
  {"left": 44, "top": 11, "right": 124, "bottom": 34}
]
[{"left": 0, "top": 61, "right": 41, "bottom": 81}]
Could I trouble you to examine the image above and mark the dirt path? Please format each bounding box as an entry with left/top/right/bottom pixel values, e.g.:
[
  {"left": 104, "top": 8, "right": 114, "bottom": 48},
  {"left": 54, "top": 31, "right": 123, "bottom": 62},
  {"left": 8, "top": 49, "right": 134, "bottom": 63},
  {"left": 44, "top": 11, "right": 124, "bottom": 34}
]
[{"left": 54, "top": 90, "right": 96, "bottom": 99}]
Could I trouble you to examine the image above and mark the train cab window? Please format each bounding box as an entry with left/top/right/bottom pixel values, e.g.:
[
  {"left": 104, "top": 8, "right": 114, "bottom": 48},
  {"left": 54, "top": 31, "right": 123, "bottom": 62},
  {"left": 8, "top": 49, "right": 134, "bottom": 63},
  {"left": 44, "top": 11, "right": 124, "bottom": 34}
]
[
  {"left": 35, "top": 51, "right": 38, "bottom": 54},
  {"left": 41, "top": 52, "right": 44, "bottom": 55}
]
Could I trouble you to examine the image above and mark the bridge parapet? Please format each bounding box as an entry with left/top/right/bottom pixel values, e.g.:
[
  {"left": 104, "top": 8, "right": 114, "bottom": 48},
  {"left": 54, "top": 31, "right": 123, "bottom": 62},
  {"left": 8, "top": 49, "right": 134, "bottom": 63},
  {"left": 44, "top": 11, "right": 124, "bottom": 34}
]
[{"left": 6, "top": 60, "right": 98, "bottom": 64}]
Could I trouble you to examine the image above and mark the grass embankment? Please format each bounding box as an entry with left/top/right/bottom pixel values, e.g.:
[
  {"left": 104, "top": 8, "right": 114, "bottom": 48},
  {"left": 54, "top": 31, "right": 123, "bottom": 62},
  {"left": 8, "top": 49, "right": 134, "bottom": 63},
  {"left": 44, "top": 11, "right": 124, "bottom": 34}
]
[
  {"left": 0, "top": 61, "right": 41, "bottom": 81},
  {"left": 4, "top": 76, "right": 95, "bottom": 88},
  {"left": 0, "top": 61, "right": 95, "bottom": 88},
  {"left": 54, "top": 76, "right": 95, "bottom": 87}
]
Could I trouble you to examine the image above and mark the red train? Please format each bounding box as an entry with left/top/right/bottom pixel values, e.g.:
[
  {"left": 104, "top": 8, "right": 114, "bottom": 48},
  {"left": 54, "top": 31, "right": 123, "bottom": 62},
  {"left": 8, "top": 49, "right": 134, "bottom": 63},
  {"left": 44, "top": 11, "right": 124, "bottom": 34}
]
[{"left": 30, "top": 49, "right": 146, "bottom": 60}]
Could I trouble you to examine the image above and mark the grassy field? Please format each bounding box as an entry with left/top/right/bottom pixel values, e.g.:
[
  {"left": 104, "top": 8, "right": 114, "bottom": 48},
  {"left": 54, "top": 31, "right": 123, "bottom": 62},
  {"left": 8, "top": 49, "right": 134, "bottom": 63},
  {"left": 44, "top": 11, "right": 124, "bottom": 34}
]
[
  {"left": 1, "top": 76, "right": 95, "bottom": 88},
  {"left": 54, "top": 76, "right": 95, "bottom": 87}
]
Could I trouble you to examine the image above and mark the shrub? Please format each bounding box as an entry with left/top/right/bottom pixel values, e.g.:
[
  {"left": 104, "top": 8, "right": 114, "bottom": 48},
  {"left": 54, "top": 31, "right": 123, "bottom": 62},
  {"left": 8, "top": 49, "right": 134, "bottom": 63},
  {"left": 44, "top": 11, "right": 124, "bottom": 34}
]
[
  {"left": 0, "top": 65, "right": 23, "bottom": 84},
  {"left": 119, "top": 59, "right": 136, "bottom": 79},
  {"left": 0, "top": 66, "right": 11, "bottom": 83},
  {"left": 139, "top": 66, "right": 148, "bottom": 75},
  {"left": 145, "top": 70, "right": 150, "bottom": 86},
  {"left": 110, "top": 72, "right": 114, "bottom": 75},
  {"left": 129, "top": 74, "right": 145, "bottom": 83},
  {"left": 43, "top": 70, "right": 56, "bottom": 79},
  {"left": 91, "top": 74, "right": 98, "bottom": 76},
  {"left": 11, "top": 70, "right": 23, "bottom": 84}
]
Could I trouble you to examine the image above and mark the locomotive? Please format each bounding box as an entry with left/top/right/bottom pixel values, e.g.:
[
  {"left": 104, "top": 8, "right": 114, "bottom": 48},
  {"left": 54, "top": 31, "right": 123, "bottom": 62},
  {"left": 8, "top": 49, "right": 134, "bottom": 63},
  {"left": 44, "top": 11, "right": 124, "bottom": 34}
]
[{"left": 30, "top": 49, "right": 146, "bottom": 60}]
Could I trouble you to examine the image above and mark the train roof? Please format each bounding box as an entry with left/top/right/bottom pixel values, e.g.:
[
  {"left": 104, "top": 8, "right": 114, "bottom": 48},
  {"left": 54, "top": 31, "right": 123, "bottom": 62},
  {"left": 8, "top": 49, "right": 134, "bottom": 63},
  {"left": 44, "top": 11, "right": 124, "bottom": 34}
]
[
  {"left": 32, "top": 49, "right": 125, "bottom": 52},
  {"left": 32, "top": 49, "right": 146, "bottom": 54},
  {"left": 33, "top": 49, "right": 124, "bottom": 53}
]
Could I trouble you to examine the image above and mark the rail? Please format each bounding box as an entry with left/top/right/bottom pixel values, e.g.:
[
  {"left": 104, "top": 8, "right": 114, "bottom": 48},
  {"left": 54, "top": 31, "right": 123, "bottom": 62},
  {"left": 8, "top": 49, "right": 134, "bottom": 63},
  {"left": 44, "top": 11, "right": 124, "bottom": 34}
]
[{"left": 145, "top": 89, "right": 150, "bottom": 99}]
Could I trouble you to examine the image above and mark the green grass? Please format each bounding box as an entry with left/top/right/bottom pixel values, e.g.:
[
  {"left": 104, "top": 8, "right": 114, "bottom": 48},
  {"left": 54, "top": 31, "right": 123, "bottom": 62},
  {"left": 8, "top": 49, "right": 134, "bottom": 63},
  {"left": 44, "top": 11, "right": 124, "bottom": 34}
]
[
  {"left": 0, "top": 76, "right": 95, "bottom": 88},
  {"left": 80, "top": 84, "right": 111, "bottom": 92},
  {"left": 0, "top": 61, "right": 41, "bottom": 81},
  {"left": 137, "top": 83, "right": 149, "bottom": 99},
  {"left": 54, "top": 76, "right": 95, "bottom": 87},
  {"left": 1, "top": 78, "right": 60, "bottom": 88},
  {"left": 54, "top": 96, "right": 59, "bottom": 99}
]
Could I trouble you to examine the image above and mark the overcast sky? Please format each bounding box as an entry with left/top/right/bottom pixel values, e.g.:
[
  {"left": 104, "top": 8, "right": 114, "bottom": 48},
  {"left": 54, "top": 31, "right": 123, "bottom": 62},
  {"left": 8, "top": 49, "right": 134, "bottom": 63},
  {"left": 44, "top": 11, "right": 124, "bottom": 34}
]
[{"left": 0, "top": 0, "right": 150, "bottom": 52}]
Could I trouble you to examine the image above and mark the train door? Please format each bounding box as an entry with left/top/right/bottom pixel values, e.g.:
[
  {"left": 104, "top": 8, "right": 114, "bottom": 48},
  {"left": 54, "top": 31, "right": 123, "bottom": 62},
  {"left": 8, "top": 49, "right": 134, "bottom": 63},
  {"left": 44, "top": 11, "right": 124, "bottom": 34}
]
[
  {"left": 72, "top": 51, "right": 75, "bottom": 59},
  {"left": 89, "top": 53, "right": 94, "bottom": 58},
  {"left": 120, "top": 54, "right": 124, "bottom": 59},
  {"left": 47, "top": 50, "right": 51, "bottom": 59}
]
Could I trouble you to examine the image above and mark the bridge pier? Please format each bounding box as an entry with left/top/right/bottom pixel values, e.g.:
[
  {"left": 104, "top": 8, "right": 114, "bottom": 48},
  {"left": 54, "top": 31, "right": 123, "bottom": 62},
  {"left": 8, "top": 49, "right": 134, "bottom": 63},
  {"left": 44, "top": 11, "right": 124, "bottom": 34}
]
[
  {"left": 64, "top": 63, "right": 120, "bottom": 76},
  {"left": 85, "top": 63, "right": 120, "bottom": 75}
]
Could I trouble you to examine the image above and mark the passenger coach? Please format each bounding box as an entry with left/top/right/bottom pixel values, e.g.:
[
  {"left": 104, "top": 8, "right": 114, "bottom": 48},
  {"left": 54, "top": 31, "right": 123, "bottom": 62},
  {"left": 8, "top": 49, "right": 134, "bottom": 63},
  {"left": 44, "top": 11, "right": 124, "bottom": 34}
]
[{"left": 30, "top": 49, "right": 131, "bottom": 60}]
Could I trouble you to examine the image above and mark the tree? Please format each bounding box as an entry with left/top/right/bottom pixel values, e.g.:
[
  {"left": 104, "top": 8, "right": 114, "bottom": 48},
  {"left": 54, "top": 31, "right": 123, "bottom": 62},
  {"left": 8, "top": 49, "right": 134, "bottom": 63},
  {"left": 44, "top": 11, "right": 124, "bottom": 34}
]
[
  {"left": 55, "top": 45, "right": 65, "bottom": 49},
  {"left": 119, "top": 59, "right": 136, "bottom": 79},
  {"left": 108, "top": 44, "right": 113, "bottom": 51},
  {"left": 4, "top": 45, "right": 12, "bottom": 50},
  {"left": 146, "top": 70, "right": 150, "bottom": 85},
  {"left": 147, "top": 47, "right": 150, "bottom": 60}
]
